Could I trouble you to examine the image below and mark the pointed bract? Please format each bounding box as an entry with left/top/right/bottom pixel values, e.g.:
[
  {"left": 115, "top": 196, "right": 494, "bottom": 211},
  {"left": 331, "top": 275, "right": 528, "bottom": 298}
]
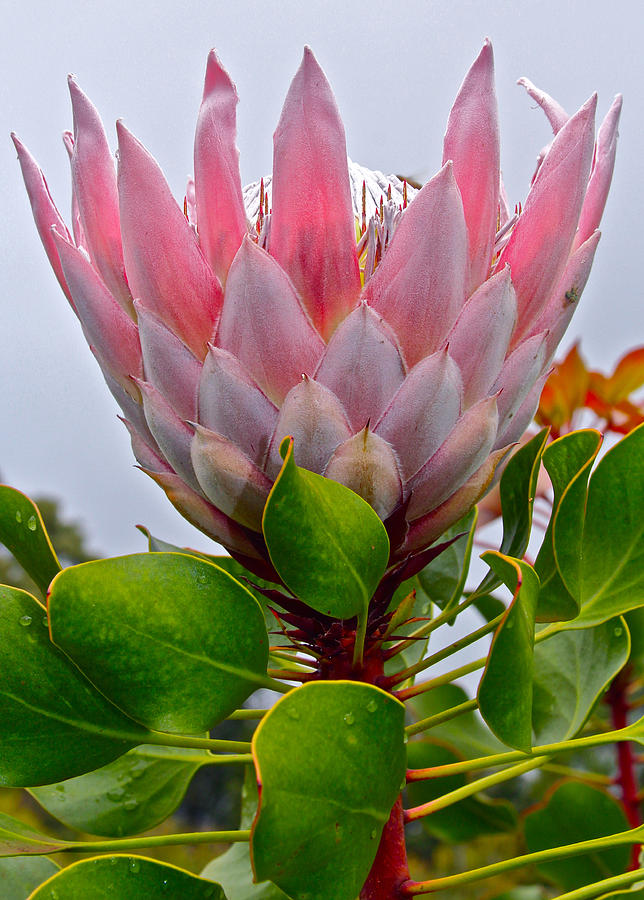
[
  {"left": 407, "top": 396, "right": 499, "bottom": 519},
  {"left": 365, "top": 163, "right": 468, "bottom": 368},
  {"left": 53, "top": 229, "right": 142, "bottom": 396},
  {"left": 191, "top": 425, "right": 272, "bottom": 530},
  {"left": 375, "top": 350, "right": 463, "bottom": 480},
  {"left": 12, "top": 134, "right": 74, "bottom": 305},
  {"left": 117, "top": 121, "right": 223, "bottom": 357},
  {"left": 324, "top": 428, "right": 402, "bottom": 520},
  {"left": 447, "top": 267, "right": 517, "bottom": 406},
  {"left": 315, "top": 303, "right": 406, "bottom": 431},
  {"left": 217, "top": 237, "right": 325, "bottom": 405},
  {"left": 265, "top": 377, "right": 351, "bottom": 479},
  {"left": 199, "top": 346, "right": 278, "bottom": 467},
  {"left": 194, "top": 50, "right": 248, "bottom": 282},
  {"left": 443, "top": 39, "right": 500, "bottom": 292},
  {"left": 137, "top": 303, "right": 202, "bottom": 421},
  {"left": 68, "top": 77, "right": 133, "bottom": 313},
  {"left": 574, "top": 95, "right": 622, "bottom": 250},
  {"left": 517, "top": 77, "right": 569, "bottom": 135},
  {"left": 499, "top": 95, "right": 597, "bottom": 343},
  {"left": 270, "top": 48, "right": 361, "bottom": 340}
]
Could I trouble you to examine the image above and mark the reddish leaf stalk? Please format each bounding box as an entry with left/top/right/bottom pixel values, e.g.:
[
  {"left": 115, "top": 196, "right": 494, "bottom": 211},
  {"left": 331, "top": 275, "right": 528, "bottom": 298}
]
[
  {"left": 607, "top": 667, "right": 640, "bottom": 868},
  {"left": 360, "top": 796, "right": 410, "bottom": 900}
]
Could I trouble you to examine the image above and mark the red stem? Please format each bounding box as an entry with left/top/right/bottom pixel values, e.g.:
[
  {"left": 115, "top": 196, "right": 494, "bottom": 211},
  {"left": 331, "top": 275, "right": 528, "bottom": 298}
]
[
  {"left": 360, "top": 796, "right": 410, "bottom": 900},
  {"left": 607, "top": 668, "right": 640, "bottom": 869}
]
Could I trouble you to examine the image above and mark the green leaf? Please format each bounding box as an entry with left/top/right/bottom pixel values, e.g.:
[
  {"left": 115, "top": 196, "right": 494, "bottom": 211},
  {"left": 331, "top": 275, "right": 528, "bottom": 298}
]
[
  {"left": 478, "top": 553, "right": 540, "bottom": 752},
  {"left": 0, "top": 812, "right": 70, "bottom": 855},
  {"left": 415, "top": 509, "right": 477, "bottom": 614},
  {"left": 406, "top": 740, "right": 516, "bottom": 842},
  {"left": 251, "top": 681, "right": 406, "bottom": 900},
  {"left": 0, "top": 586, "right": 148, "bottom": 787},
  {"left": 0, "top": 485, "right": 61, "bottom": 594},
  {"left": 202, "top": 768, "right": 289, "bottom": 900},
  {"left": 532, "top": 618, "right": 630, "bottom": 743},
  {"left": 137, "top": 528, "right": 289, "bottom": 648},
  {"left": 559, "top": 424, "right": 644, "bottom": 627},
  {"left": 523, "top": 782, "right": 630, "bottom": 890},
  {"left": 0, "top": 856, "right": 60, "bottom": 899},
  {"left": 48, "top": 553, "right": 269, "bottom": 733},
  {"left": 28, "top": 855, "right": 226, "bottom": 899},
  {"left": 262, "top": 437, "right": 390, "bottom": 619},
  {"left": 536, "top": 430, "right": 602, "bottom": 622},
  {"left": 410, "top": 684, "right": 505, "bottom": 759},
  {"left": 31, "top": 744, "right": 209, "bottom": 837},
  {"left": 479, "top": 429, "right": 549, "bottom": 593}
]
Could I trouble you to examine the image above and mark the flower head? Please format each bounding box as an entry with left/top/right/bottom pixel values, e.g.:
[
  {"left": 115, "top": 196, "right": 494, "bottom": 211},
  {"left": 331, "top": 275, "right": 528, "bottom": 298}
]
[{"left": 14, "top": 41, "right": 621, "bottom": 569}]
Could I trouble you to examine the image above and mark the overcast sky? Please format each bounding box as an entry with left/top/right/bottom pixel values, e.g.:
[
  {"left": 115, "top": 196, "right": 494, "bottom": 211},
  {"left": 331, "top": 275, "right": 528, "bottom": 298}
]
[{"left": 1, "top": 0, "right": 641, "bottom": 558}]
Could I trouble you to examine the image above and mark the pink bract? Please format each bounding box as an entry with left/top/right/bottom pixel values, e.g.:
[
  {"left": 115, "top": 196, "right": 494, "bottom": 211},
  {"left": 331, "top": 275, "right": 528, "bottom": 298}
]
[{"left": 13, "top": 41, "right": 621, "bottom": 572}]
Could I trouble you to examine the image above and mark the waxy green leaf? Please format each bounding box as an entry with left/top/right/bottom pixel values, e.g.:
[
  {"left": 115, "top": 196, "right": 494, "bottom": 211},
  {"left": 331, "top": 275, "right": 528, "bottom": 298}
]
[
  {"left": 478, "top": 553, "right": 540, "bottom": 752},
  {"left": 0, "top": 856, "right": 59, "bottom": 898},
  {"left": 31, "top": 744, "right": 209, "bottom": 837},
  {"left": 479, "top": 429, "right": 549, "bottom": 593},
  {"left": 262, "top": 437, "right": 390, "bottom": 619},
  {"left": 203, "top": 767, "right": 288, "bottom": 900},
  {"left": 406, "top": 740, "right": 516, "bottom": 842},
  {"left": 0, "top": 586, "right": 148, "bottom": 787},
  {"left": 536, "top": 430, "right": 603, "bottom": 622},
  {"left": 251, "top": 681, "right": 406, "bottom": 900},
  {"left": 28, "top": 855, "right": 226, "bottom": 899},
  {"left": 558, "top": 424, "right": 644, "bottom": 627},
  {"left": 0, "top": 485, "right": 60, "bottom": 594},
  {"left": 532, "top": 617, "right": 629, "bottom": 743},
  {"left": 0, "top": 813, "right": 69, "bottom": 856},
  {"left": 48, "top": 553, "right": 269, "bottom": 733},
  {"left": 524, "top": 782, "right": 630, "bottom": 890}
]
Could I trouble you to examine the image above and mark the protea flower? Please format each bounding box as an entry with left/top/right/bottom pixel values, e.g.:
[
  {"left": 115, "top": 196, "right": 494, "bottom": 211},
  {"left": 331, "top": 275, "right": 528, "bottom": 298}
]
[{"left": 13, "top": 41, "right": 620, "bottom": 572}]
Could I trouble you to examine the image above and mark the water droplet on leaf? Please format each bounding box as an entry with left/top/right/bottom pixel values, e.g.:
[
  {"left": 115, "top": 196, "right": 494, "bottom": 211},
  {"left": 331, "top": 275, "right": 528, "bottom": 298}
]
[
  {"left": 55, "top": 784, "right": 65, "bottom": 793},
  {"left": 107, "top": 789, "right": 125, "bottom": 802},
  {"left": 286, "top": 707, "right": 300, "bottom": 720},
  {"left": 366, "top": 699, "right": 378, "bottom": 713},
  {"left": 161, "top": 880, "right": 169, "bottom": 893},
  {"left": 14, "top": 510, "right": 22, "bottom": 523},
  {"left": 19, "top": 615, "right": 32, "bottom": 627},
  {"left": 27, "top": 515, "right": 37, "bottom": 531},
  {"left": 124, "top": 798, "right": 138, "bottom": 811},
  {"left": 41, "top": 616, "right": 48, "bottom": 627},
  {"left": 129, "top": 859, "right": 140, "bottom": 874},
  {"left": 370, "top": 828, "right": 378, "bottom": 839},
  {"left": 343, "top": 712, "right": 355, "bottom": 725},
  {"left": 614, "top": 626, "right": 623, "bottom": 637},
  {"left": 403, "top": 733, "right": 409, "bottom": 744}
]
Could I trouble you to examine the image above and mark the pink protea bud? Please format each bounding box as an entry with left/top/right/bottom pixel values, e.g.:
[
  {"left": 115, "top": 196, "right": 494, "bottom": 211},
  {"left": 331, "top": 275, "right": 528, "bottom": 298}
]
[{"left": 14, "top": 41, "right": 620, "bottom": 566}]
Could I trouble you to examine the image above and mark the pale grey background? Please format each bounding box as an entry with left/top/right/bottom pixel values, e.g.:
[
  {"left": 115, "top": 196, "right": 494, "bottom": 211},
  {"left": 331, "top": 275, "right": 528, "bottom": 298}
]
[{"left": 1, "top": 0, "right": 640, "bottom": 561}]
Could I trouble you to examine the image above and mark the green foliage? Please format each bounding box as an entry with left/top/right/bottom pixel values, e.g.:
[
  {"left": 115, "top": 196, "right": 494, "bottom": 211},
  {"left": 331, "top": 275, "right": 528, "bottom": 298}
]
[
  {"left": 262, "top": 437, "right": 389, "bottom": 620},
  {"left": 0, "top": 856, "right": 60, "bottom": 899},
  {"left": 0, "top": 485, "right": 61, "bottom": 594},
  {"left": 251, "top": 682, "right": 406, "bottom": 900},
  {"left": 30, "top": 745, "right": 210, "bottom": 837},
  {"left": 28, "top": 855, "right": 226, "bottom": 898},
  {"left": 524, "top": 782, "right": 630, "bottom": 890},
  {"left": 48, "top": 553, "right": 269, "bottom": 733},
  {"left": 556, "top": 424, "right": 644, "bottom": 626},
  {"left": 0, "top": 585, "right": 147, "bottom": 787},
  {"left": 1, "top": 424, "right": 644, "bottom": 898},
  {"left": 532, "top": 618, "right": 629, "bottom": 743},
  {"left": 478, "top": 553, "right": 540, "bottom": 751},
  {"left": 535, "top": 429, "right": 602, "bottom": 622}
]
